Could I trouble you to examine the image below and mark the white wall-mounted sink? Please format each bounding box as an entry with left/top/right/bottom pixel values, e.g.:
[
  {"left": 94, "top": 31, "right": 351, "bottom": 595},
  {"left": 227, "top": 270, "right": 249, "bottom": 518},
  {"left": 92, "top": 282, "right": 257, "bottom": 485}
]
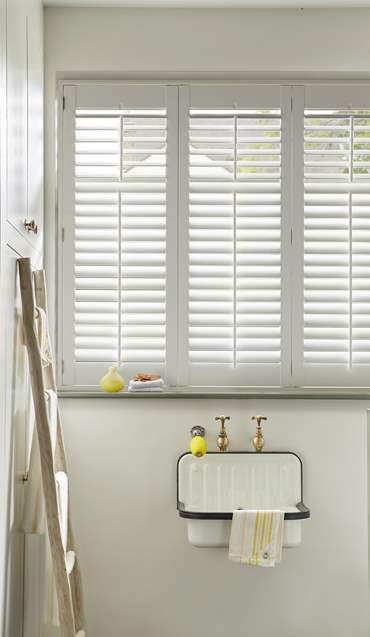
[{"left": 177, "top": 452, "right": 310, "bottom": 548}]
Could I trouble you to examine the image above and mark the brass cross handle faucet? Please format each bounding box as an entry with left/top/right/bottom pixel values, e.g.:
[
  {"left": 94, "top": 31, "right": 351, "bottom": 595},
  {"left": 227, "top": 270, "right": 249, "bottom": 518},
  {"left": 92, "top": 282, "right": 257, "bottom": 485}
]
[
  {"left": 251, "top": 415, "right": 267, "bottom": 452},
  {"left": 216, "top": 415, "right": 230, "bottom": 452}
]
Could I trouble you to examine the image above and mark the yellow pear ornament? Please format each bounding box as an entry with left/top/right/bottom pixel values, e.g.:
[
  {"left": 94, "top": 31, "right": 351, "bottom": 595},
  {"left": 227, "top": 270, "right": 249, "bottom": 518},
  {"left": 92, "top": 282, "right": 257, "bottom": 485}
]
[{"left": 99, "top": 366, "right": 125, "bottom": 393}]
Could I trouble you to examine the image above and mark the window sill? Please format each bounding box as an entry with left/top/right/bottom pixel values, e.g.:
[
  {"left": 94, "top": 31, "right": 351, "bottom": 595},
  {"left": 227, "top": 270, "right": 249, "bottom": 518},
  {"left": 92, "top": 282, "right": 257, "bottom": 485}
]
[{"left": 57, "top": 386, "right": 370, "bottom": 399}]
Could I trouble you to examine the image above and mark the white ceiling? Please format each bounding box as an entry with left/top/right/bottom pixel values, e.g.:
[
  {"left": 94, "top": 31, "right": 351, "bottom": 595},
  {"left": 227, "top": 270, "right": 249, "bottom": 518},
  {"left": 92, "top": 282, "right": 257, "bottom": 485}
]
[{"left": 43, "top": 0, "right": 370, "bottom": 7}]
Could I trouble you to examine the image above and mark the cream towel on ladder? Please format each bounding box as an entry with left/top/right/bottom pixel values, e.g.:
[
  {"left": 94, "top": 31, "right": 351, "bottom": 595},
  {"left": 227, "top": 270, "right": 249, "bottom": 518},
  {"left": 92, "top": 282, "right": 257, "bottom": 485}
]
[
  {"left": 23, "top": 390, "right": 58, "bottom": 534},
  {"left": 23, "top": 389, "right": 67, "bottom": 627},
  {"left": 35, "top": 306, "right": 53, "bottom": 368},
  {"left": 229, "top": 510, "right": 284, "bottom": 567},
  {"left": 46, "top": 471, "right": 70, "bottom": 627},
  {"left": 23, "top": 302, "right": 76, "bottom": 631},
  {"left": 29, "top": 472, "right": 70, "bottom": 628},
  {"left": 55, "top": 472, "right": 68, "bottom": 551},
  {"left": 48, "top": 471, "right": 69, "bottom": 626}
]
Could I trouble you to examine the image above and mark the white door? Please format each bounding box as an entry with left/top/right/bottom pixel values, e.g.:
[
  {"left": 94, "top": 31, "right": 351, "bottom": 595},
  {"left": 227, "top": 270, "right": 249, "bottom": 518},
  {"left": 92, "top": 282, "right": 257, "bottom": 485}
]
[
  {"left": 26, "top": 0, "right": 43, "bottom": 242},
  {"left": 6, "top": 0, "right": 28, "bottom": 240},
  {"left": 5, "top": 0, "right": 43, "bottom": 249}
]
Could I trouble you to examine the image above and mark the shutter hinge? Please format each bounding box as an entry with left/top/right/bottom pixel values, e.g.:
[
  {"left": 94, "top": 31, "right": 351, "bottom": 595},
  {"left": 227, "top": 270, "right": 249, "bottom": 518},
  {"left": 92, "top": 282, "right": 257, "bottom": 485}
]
[
  {"left": 290, "top": 228, "right": 293, "bottom": 245},
  {"left": 62, "top": 95, "right": 66, "bottom": 111},
  {"left": 61, "top": 227, "right": 65, "bottom": 242},
  {"left": 291, "top": 96, "right": 293, "bottom": 112}
]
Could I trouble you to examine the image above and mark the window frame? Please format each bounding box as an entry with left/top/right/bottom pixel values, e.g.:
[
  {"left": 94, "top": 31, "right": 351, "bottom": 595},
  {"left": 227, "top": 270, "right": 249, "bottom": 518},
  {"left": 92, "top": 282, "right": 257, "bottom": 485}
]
[{"left": 57, "top": 79, "right": 370, "bottom": 393}]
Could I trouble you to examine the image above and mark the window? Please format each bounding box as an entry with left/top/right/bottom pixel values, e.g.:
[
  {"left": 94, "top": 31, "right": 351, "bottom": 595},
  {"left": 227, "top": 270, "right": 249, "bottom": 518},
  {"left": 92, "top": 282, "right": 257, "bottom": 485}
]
[{"left": 59, "top": 82, "right": 370, "bottom": 389}]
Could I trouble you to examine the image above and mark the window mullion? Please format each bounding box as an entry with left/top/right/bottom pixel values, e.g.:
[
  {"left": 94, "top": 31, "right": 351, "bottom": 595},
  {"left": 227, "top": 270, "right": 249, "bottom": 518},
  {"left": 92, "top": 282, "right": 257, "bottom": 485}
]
[
  {"left": 233, "top": 115, "right": 237, "bottom": 369},
  {"left": 280, "top": 86, "right": 293, "bottom": 386},
  {"left": 165, "top": 85, "right": 180, "bottom": 385},
  {"left": 176, "top": 86, "right": 190, "bottom": 386},
  {"left": 349, "top": 115, "right": 354, "bottom": 368},
  {"left": 118, "top": 115, "right": 123, "bottom": 368}
]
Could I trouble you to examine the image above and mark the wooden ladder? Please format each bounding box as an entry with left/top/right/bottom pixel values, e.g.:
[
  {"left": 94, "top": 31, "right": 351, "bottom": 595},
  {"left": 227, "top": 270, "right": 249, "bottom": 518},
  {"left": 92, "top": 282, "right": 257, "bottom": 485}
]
[{"left": 19, "top": 257, "right": 86, "bottom": 637}]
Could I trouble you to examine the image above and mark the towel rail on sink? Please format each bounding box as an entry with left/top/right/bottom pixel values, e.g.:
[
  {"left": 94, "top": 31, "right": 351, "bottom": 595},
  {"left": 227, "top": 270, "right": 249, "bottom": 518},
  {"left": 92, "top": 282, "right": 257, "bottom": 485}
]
[{"left": 178, "top": 500, "right": 310, "bottom": 520}]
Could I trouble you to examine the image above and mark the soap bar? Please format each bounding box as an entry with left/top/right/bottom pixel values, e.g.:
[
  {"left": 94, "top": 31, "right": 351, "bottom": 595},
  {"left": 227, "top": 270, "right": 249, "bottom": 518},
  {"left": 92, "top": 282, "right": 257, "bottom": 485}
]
[{"left": 190, "top": 436, "right": 207, "bottom": 458}]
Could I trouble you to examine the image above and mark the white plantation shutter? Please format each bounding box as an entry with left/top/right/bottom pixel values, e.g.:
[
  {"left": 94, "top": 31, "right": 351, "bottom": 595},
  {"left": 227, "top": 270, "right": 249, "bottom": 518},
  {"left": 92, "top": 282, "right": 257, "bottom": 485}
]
[
  {"left": 60, "top": 85, "right": 178, "bottom": 386},
  {"left": 60, "top": 82, "right": 370, "bottom": 390},
  {"left": 75, "top": 112, "right": 167, "bottom": 361},
  {"left": 301, "top": 85, "right": 370, "bottom": 386},
  {"left": 184, "top": 86, "right": 285, "bottom": 386}
]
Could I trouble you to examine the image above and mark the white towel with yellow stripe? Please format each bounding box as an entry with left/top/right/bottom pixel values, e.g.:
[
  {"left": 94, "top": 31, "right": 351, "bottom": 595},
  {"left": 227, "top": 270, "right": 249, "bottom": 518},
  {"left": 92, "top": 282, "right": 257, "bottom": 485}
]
[{"left": 229, "top": 510, "right": 284, "bottom": 567}]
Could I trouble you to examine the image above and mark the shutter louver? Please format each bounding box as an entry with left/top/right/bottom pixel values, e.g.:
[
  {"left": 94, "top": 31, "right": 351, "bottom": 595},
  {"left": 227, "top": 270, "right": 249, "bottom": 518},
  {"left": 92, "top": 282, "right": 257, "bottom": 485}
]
[
  {"left": 304, "top": 109, "right": 370, "bottom": 383},
  {"left": 74, "top": 108, "right": 167, "bottom": 370},
  {"left": 188, "top": 109, "right": 282, "bottom": 384}
]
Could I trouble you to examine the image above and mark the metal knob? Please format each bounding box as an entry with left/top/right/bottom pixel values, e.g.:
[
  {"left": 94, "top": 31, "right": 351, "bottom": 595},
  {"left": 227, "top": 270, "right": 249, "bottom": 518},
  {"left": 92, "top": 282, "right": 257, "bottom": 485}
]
[
  {"left": 24, "top": 219, "right": 38, "bottom": 234},
  {"left": 252, "top": 415, "right": 267, "bottom": 426},
  {"left": 190, "top": 425, "right": 206, "bottom": 438},
  {"left": 215, "top": 415, "right": 230, "bottom": 428}
]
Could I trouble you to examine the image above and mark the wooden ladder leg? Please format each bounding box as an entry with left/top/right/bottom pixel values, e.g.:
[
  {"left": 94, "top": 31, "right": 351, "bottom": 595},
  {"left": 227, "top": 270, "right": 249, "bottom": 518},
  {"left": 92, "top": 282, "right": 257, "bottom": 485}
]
[
  {"left": 19, "top": 258, "right": 76, "bottom": 637},
  {"left": 33, "top": 268, "right": 86, "bottom": 632}
]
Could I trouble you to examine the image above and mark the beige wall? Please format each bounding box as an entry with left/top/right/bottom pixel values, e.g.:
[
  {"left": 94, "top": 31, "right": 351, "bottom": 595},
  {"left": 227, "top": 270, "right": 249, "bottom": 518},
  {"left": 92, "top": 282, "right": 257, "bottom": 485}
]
[
  {"left": 44, "top": 7, "right": 370, "bottom": 75},
  {"left": 45, "top": 7, "right": 370, "bottom": 636},
  {"left": 60, "top": 397, "right": 369, "bottom": 637}
]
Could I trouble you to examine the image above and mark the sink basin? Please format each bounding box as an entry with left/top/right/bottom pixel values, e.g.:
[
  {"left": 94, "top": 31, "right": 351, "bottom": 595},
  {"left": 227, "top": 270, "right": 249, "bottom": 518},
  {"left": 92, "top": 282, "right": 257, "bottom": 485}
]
[{"left": 177, "top": 452, "right": 310, "bottom": 548}]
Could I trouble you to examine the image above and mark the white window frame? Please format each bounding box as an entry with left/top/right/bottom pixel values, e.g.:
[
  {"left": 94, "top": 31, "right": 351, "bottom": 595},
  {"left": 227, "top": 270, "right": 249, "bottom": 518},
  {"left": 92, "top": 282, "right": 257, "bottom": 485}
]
[{"left": 57, "top": 79, "right": 370, "bottom": 392}]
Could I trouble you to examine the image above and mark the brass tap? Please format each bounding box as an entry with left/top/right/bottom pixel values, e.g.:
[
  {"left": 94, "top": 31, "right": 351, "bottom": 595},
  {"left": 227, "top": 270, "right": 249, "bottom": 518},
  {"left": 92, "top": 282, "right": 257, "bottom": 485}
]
[
  {"left": 251, "top": 415, "right": 267, "bottom": 452},
  {"left": 216, "top": 415, "right": 230, "bottom": 452}
]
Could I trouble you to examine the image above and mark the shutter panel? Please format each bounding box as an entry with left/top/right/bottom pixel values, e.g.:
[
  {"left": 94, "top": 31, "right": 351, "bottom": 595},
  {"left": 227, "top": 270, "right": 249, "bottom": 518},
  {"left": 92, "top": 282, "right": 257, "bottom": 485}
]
[
  {"left": 61, "top": 85, "right": 171, "bottom": 386},
  {"left": 119, "top": 114, "right": 167, "bottom": 365},
  {"left": 75, "top": 111, "right": 167, "bottom": 366},
  {"left": 187, "top": 105, "right": 282, "bottom": 386},
  {"left": 303, "top": 107, "right": 370, "bottom": 385},
  {"left": 75, "top": 114, "right": 121, "bottom": 365}
]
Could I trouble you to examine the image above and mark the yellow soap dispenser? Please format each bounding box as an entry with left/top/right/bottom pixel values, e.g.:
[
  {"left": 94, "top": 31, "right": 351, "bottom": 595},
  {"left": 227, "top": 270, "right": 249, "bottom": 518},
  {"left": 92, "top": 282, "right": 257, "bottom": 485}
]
[
  {"left": 99, "top": 366, "right": 125, "bottom": 393},
  {"left": 190, "top": 425, "right": 207, "bottom": 457}
]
